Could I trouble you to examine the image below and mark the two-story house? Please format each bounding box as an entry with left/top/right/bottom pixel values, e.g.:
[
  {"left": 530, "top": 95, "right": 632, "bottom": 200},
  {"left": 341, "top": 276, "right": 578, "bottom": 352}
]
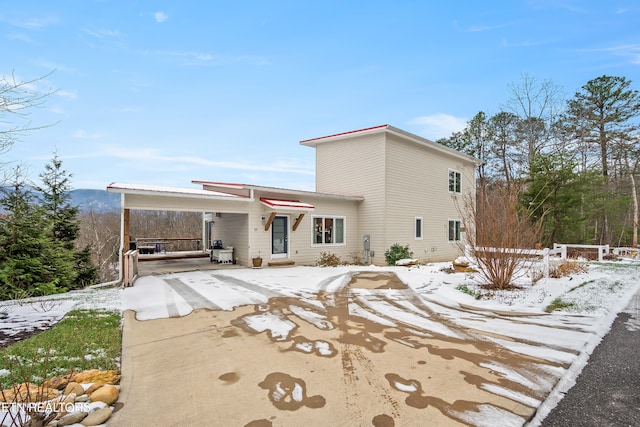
[{"left": 107, "top": 124, "right": 479, "bottom": 267}]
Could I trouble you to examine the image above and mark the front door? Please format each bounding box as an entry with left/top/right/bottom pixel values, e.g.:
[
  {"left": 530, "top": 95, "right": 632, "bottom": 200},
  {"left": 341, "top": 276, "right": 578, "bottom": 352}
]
[{"left": 271, "top": 215, "right": 288, "bottom": 258}]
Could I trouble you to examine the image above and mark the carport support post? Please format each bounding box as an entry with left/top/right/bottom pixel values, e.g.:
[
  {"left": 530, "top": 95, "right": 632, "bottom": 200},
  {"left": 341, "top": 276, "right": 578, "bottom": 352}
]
[
  {"left": 119, "top": 206, "right": 130, "bottom": 282},
  {"left": 124, "top": 208, "right": 131, "bottom": 253}
]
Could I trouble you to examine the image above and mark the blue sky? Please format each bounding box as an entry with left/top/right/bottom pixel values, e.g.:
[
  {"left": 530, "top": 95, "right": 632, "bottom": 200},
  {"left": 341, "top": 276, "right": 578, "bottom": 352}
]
[{"left": 1, "top": 1, "right": 639, "bottom": 191}]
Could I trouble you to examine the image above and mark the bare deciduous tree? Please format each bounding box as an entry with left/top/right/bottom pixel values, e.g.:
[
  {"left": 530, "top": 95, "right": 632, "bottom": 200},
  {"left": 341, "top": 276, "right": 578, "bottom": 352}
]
[
  {"left": 1, "top": 72, "right": 55, "bottom": 158},
  {"left": 506, "top": 73, "right": 564, "bottom": 175},
  {"left": 77, "top": 208, "right": 121, "bottom": 282}
]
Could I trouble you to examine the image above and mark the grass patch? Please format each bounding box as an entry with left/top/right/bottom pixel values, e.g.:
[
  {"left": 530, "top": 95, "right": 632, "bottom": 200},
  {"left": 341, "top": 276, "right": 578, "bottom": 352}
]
[
  {"left": 544, "top": 298, "right": 576, "bottom": 313},
  {"left": 0, "top": 309, "right": 121, "bottom": 389},
  {"left": 568, "top": 279, "right": 595, "bottom": 293},
  {"left": 456, "top": 284, "right": 482, "bottom": 300}
]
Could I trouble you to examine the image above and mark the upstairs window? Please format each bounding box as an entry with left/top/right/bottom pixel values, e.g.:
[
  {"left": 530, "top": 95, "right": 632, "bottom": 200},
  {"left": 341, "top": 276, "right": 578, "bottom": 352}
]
[{"left": 448, "top": 169, "right": 461, "bottom": 194}]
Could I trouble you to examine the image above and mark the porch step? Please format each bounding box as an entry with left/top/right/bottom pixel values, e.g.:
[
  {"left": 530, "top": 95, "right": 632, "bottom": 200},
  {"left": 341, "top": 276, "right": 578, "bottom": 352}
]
[{"left": 267, "top": 260, "right": 295, "bottom": 267}]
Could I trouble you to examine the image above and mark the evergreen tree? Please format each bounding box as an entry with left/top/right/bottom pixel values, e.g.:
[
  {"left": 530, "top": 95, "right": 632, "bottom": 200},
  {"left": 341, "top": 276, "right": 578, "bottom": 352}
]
[
  {"left": 37, "top": 152, "right": 80, "bottom": 246},
  {"left": 561, "top": 75, "right": 640, "bottom": 243},
  {"left": 37, "top": 153, "right": 98, "bottom": 289},
  {"left": 521, "top": 151, "right": 598, "bottom": 245},
  {"left": 0, "top": 167, "right": 60, "bottom": 299}
]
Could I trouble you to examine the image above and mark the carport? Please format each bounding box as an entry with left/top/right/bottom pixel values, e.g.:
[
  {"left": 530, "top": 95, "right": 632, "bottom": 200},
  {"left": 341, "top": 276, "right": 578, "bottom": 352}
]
[{"left": 106, "top": 183, "right": 255, "bottom": 282}]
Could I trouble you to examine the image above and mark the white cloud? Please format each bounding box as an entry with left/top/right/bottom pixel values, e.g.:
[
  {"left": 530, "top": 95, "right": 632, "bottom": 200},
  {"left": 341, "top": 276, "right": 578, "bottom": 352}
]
[
  {"left": 57, "top": 90, "right": 77, "bottom": 99},
  {"left": 8, "top": 33, "right": 34, "bottom": 43},
  {"left": 409, "top": 114, "right": 468, "bottom": 140},
  {"left": 84, "top": 28, "right": 123, "bottom": 40},
  {"left": 117, "top": 106, "right": 141, "bottom": 113},
  {"left": 87, "top": 145, "right": 315, "bottom": 176},
  {"left": 579, "top": 44, "right": 640, "bottom": 65},
  {"left": 0, "top": 15, "right": 59, "bottom": 30},
  {"left": 453, "top": 20, "right": 508, "bottom": 33},
  {"left": 73, "top": 129, "right": 103, "bottom": 140},
  {"left": 154, "top": 11, "right": 168, "bottom": 23}
]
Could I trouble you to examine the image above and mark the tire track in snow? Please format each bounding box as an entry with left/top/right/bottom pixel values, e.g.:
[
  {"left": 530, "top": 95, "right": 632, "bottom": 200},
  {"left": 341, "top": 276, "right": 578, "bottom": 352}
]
[
  {"left": 209, "top": 273, "right": 281, "bottom": 300},
  {"left": 163, "top": 278, "right": 223, "bottom": 311}
]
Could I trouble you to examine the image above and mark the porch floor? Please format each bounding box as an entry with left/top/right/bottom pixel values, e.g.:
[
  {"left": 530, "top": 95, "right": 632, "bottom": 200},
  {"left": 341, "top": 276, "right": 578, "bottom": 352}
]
[{"left": 137, "top": 251, "right": 244, "bottom": 276}]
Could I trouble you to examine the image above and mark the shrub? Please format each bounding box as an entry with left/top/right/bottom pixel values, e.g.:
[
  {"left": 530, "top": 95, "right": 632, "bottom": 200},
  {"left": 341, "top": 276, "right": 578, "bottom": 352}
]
[
  {"left": 349, "top": 251, "right": 364, "bottom": 265},
  {"left": 549, "top": 260, "right": 588, "bottom": 278},
  {"left": 459, "top": 183, "right": 542, "bottom": 289},
  {"left": 456, "top": 284, "right": 482, "bottom": 299},
  {"left": 316, "top": 251, "right": 342, "bottom": 267},
  {"left": 384, "top": 244, "right": 413, "bottom": 266}
]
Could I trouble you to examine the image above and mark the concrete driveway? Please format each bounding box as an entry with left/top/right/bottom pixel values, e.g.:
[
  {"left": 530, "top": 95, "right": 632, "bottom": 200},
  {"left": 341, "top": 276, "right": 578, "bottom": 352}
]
[{"left": 110, "top": 267, "right": 600, "bottom": 427}]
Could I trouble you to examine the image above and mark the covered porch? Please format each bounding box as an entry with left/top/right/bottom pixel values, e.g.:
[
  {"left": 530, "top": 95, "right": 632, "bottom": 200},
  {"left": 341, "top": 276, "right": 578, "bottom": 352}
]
[{"left": 136, "top": 253, "right": 245, "bottom": 275}]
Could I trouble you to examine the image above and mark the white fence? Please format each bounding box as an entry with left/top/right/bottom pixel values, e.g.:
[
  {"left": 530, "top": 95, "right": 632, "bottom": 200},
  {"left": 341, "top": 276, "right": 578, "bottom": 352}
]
[
  {"left": 552, "top": 243, "right": 610, "bottom": 262},
  {"left": 464, "top": 243, "right": 616, "bottom": 279},
  {"left": 612, "top": 247, "right": 640, "bottom": 259}
]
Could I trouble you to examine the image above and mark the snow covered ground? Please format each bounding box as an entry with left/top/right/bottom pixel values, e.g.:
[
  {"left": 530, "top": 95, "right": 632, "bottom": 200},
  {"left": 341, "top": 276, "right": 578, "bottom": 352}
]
[
  {"left": 0, "top": 286, "right": 121, "bottom": 347},
  {"left": 1, "top": 259, "right": 638, "bottom": 426},
  {"left": 121, "top": 260, "right": 639, "bottom": 426}
]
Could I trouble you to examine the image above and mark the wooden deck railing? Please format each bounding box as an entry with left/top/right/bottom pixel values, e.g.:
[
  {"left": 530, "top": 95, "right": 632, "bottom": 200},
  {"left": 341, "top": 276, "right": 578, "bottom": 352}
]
[{"left": 135, "top": 237, "right": 203, "bottom": 254}]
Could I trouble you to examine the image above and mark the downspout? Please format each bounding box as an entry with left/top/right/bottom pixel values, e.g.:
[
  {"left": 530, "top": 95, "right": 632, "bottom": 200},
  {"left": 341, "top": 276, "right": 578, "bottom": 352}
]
[
  {"left": 118, "top": 193, "right": 125, "bottom": 283},
  {"left": 248, "top": 188, "right": 255, "bottom": 264}
]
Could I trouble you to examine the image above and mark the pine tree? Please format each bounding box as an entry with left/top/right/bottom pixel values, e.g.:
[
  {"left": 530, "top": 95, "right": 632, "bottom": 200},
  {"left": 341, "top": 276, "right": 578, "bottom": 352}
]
[
  {"left": 0, "top": 167, "right": 59, "bottom": 299},
  {"left": 522, "top": 151, "right": 599, "bottom": 245},
  {"left": 562, "top": 75, "right": 640, "bottom": 243},
  {"left": 37, "top": 153, "right": 97, "bottom": 289}
]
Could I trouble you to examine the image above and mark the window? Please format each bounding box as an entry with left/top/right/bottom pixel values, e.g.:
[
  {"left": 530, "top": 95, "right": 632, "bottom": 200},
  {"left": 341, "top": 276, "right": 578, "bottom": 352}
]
[
  {"left": 448, "top": 220, "right": 461, "bottom": 242},
  {"left": 448, "top": 169, "right": 461, "bottom": 194},
  {"left": 415, "top": 217, "right": 423, "bottom": 239},
  {"left": 313, "top": 216, "right": 345, "bottom": 245}
]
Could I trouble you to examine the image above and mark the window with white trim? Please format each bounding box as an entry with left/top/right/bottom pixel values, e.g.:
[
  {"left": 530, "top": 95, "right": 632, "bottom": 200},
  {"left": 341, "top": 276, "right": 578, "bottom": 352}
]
[
  {"left": 448, "top": 219, "right": 461, "bottom": 242},
  {"left": 415, "top": 217, "right": 423, "bottom": 240},
  {"left": 448, "top": 169, "right": 461, "bottom": 194},
  {"left": 313, "top": 216, "right": 345, "bottom": 245}
]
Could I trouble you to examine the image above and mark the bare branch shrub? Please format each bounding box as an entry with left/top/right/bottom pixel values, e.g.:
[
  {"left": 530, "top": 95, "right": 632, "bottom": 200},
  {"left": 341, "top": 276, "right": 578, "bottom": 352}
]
[
  {"left": 549, "top": 260, "right": 588, "bottom": 278},
  {"left": 459, "top": 183, "right": 542, "bottom": 289},
  {"left": 1, "top": 348, "right": 58, "bottom": 427},
  {"left": 348, "top": 251, "right": 364, "bottom": 265},
  {"left": 316, "top": 252, "right": 343, "bottom": 267}
]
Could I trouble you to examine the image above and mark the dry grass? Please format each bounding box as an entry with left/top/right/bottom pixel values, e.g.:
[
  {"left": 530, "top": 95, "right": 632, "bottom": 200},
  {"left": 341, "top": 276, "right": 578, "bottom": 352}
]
[{"left": 549, "top": 260, "right": 588, "bottom": 278}]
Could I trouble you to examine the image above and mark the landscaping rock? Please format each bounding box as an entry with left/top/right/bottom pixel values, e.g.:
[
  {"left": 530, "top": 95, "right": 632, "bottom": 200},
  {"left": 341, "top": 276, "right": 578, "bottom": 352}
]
[
  {"left": 44, "top": 375, "right": 72, "bottom": 390},
  {"left": 60, "top": 391, "right": 77, "bottom": 405},
  {"left": 0, "top": 382, "right": 60, "bottom": 402},
  {"left": 84, "top": 382, "right": 104, "bottom": 395},
  {"left": 63, "top": 381, "right": 85, "bottom": 396},
  {"left": 81, "top": 406, "right": 113, "bottom": 426},
  {"left": 57, "top": 411, "right": 88, "bottom": 426},
  {"left": 71, "top": 369, "right": 120, "bottom": 385},
  {"left": 89, "top": 384, "right": 119, "bottom": 405}
]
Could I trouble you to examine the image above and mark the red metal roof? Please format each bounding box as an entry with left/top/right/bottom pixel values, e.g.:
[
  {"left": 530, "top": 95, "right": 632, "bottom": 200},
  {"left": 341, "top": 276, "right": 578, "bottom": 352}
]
[
  {"left": 260, "top": 197, "right": 314, "bottom": 210},
  {"left": 191, "top": 180, "right": 245, "bottom": 188},
  {"left": 300, "top": 124, "right": 389, "bottom": 144}
]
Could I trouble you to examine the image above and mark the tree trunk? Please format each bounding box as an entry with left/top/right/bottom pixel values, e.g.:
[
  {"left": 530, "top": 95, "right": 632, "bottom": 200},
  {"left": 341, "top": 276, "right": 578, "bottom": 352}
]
[{"left": 631, "top": 173, "right": 638, "bottom": 247}]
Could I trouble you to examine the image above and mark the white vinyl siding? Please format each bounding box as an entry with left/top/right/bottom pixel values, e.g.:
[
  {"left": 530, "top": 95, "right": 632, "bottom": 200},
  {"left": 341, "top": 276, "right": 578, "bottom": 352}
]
[
  {"left": 448, "top": 169, "right": 461, "bottom": 194},
  {"left": 308, "top": 128, "right": 477, "bottom": 264},
  {"left": 415, "top": 217, "right": 423, "bottom": 239}
]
